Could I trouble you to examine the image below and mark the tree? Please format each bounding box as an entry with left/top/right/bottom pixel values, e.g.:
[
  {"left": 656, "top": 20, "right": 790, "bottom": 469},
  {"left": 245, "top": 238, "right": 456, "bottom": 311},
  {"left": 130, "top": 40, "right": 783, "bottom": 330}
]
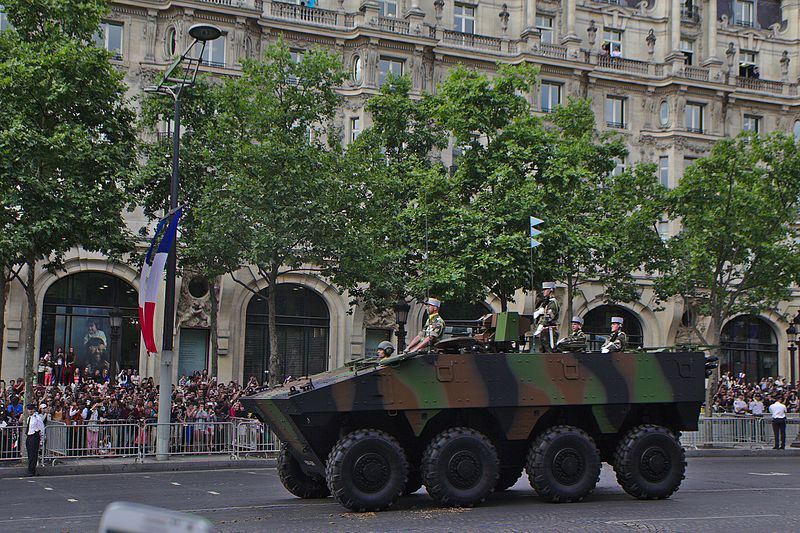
[
  {"left": 137, "top": 79, "right": 232, "bottom": 378},
  {"left": 655, "top": 132, "right": 800, "bottom": 409},
  {"left": 535, "top": 98, "right": 668, "bottom": 321},
  {"left": 194, "top": 41, "right": 350, "bottom": 386},
  {"left": 0, "top": 0, "right": 137, "bottom": 401}
]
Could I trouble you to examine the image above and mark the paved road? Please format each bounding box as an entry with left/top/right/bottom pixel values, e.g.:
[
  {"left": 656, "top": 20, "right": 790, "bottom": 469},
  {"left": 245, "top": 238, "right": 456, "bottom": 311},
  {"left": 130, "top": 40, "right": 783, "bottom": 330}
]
[{"left": 2, "top": 457, "right": 799, "bottom": 532}]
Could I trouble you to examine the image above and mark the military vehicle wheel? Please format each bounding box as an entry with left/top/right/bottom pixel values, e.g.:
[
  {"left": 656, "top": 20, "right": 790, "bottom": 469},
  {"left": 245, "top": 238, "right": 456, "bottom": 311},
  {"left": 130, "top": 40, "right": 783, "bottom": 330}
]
[
  {"left": 495, "top": 466, "right": 523, "bottom": 492},
  {"left": 613, "top": 425, "right": 685, "bottom": 500},
  {"left": 526, "top": 425, "right": 601, "bottom": 503},
  {"left": 326, "top": 429, "right": 408, "bottom": 512},
  {"left": 422, "top": 427, "right": 499, "bottom": 507},
  {"left": 277, "top": 444, "right": 330, "bottom": 499}
]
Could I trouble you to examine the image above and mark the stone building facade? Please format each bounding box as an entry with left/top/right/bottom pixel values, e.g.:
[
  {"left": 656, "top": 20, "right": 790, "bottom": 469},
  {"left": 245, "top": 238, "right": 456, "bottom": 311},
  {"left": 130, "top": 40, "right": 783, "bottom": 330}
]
[{"left": 2, "top": 0, "right": 800, "bottom": 385}]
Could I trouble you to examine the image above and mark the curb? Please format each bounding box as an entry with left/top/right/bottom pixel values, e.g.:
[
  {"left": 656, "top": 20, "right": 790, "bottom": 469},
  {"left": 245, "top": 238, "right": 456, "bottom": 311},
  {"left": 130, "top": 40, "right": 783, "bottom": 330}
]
[
  {"left": 686, "top": 448, "right": 800, "bottom": 457},
  {"left": 0, "top": 457, "right": 276, "bottom": 479}
]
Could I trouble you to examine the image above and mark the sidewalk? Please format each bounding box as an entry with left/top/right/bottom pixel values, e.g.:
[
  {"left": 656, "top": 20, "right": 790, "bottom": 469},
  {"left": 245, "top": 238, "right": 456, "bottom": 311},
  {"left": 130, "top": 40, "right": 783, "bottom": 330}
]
[
  {"left": 0, "top": 454, "right": 276, "bottom": 479},
  {"left": 1, "top": 448, "right": 797, "bottom": 479}
]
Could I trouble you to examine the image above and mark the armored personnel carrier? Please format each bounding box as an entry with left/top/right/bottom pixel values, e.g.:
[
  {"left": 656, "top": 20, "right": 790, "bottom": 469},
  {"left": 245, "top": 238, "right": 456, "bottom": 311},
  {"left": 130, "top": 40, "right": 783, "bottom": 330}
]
[{"left": 243, "top": 329, "right": 708, "bottom": 512}]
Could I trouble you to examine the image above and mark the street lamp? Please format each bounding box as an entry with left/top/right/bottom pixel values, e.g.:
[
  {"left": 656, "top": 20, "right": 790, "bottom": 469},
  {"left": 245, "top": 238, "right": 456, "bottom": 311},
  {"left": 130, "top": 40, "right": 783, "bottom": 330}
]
[
  {"left": 109, "top": 307, "right": 124, "bottom": 386},
  {"left": 787, "top": 322, "right": 797, "bottom": 388},
  {"left": 144, "top": 23, "right": 221, "bottom": 461},
  {"left": 393, "top": 300, "right": 411, "bottom": 353}
]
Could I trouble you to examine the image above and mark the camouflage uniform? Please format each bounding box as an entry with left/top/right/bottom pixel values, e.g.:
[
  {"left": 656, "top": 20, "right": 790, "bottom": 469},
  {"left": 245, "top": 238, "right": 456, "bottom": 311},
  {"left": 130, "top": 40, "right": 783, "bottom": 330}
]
[
  {"left": 534, "top": 297, "right": 560, "bottom": 353},
  {"left": 420, "top": 313, "right": 446, "bottom": 347},
  {"left": 601, "top": 330, "right": 628, "bottom": 353},
  {"left": 557, "top": 328, "right": 586, "bottom": 353}
]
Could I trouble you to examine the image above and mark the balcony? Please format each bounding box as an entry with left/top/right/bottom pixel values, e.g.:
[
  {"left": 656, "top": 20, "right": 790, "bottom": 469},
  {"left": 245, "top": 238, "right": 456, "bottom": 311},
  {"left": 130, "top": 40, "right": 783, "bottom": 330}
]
[
  {"left": 606, "top": 121, "right": 626, "bottom": 129},
  {"left": 736, "top": 76, "right": 784, "bottom": 95},
  {"left": 534, "top": 43, "right": 567, "bottom": 60},
  {"left": 678, "top": 65, "right": 710, "bottom": 82},
  {"left": 686, "top": 126, "right": 704, "bottom": 134},
  {"left": 597, "top": 55, "right": 649, "bottom": 76},
  {"left": 270, "top": 2, "right": 353, "bottom": 27},
  {"left": 194, "top": 0, "right": 263, "bottom": 10},
  {"left": 371, "top": 16, "right": 410, "bottom": 34},
  {"left": 733, "top": 19, "right": 754, "bottom": 28},
  {"left": 439, "top": 29, "right": 503, "bottom": 52}
]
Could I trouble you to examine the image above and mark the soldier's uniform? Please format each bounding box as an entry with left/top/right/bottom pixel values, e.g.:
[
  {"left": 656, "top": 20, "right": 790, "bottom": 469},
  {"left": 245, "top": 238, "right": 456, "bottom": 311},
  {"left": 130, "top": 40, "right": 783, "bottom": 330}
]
[
  {"left": 533, "top": 282, "right": 560, "bottom": 353},
  {"left": 421, "top": 311, "right": 446, "bottom": 347},
  {"left": 601, "top": 316, "right": 628, "bottom": 353},
  {"left": 557, "top": 316, "right": 587, "bottom": 353}
]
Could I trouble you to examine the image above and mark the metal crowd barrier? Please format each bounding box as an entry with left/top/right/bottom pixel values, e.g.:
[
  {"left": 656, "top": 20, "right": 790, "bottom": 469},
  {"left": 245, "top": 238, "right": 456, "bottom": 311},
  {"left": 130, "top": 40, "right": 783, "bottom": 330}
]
[
  {"left": 0, "top": 425, "right": 22, "bottom": 461},
  {"left": 43, "top": 420, "right": 143, "bottom": 463},
  {"left": 680, "top": 414, "right": 800, "bottom": 449},
  {"left": 231, "top": 417, "right": 280, "bottom": 456}
]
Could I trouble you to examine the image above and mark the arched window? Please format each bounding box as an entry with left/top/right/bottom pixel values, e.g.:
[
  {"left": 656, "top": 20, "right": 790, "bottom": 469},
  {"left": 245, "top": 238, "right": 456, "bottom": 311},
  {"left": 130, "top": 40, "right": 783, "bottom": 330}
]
[
  {"left": 41, "top": 272, "right": 140, "bottom": 374},
  {"left": 721, "top": 315, "right": 777, "bottom": 381},
  {"left": 244, "top": 284, "right": 330, "bottom": 384},
  {"left": 582, "top": 305, "right": 643, "bottom": 351}
]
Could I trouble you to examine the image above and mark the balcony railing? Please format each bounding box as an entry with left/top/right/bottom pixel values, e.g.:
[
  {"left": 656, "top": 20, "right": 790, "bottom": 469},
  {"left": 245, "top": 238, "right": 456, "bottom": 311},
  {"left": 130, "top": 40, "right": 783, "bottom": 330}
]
[
  {"left": 733, "top": 19, "right": 754, "bottom": 28},
  {"left": 606, "top": 121, "right": 626, "bottom": 129},
  {"left": 686, "top": 126, "right": 704, "bottom": 134},
  {"left": 597, "top": 55, "right": 649, "bottom": 75},
  {"left": 440, "top": 29, "right": 503, "bottom": 52},
  {"left": 196, "top": 0, "right": 262, "bottom": 10},
  {"left": 736, "top": 76, "right": 784, "bottom": 95},
  {"left": 535, "top": 43, "right": 567, "bottom": 60},
  {"left": 270, "top": 2, "right": 350, "bottom": 27},
  {"left": 200, "top": 59, "right": 226, "bottom": 68},
  {"left": 678, "top": 65, "right": 710, "bottom": 81},
  {"left": 371, "top": 16, "right": 410, "bottom": 34}
]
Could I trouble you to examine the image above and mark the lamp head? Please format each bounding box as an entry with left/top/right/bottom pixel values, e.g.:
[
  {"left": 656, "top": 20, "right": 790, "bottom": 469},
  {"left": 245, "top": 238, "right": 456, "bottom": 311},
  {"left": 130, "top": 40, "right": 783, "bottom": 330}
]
[{"left": 189, "top": 24, "right": 222, "bottom": 42}]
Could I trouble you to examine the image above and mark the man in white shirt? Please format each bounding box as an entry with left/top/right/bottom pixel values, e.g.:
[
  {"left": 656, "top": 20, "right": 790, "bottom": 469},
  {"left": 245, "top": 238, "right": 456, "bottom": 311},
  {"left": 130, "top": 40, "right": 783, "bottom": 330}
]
[
  {"left": 749, "top": 395, "right": 765, "bottom": 416},
  {"left": 733, "top": 396, "right": 748, "bottom": 414},
  {"left": 769, "top": 395, "right": 787, "bottom": 450},
  {"left": 25, "top": 404, "right": 45, "bottom": 476}
]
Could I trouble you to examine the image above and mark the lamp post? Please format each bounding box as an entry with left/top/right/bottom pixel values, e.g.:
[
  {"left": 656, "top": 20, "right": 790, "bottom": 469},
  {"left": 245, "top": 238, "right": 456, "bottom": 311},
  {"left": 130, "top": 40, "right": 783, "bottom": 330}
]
[
  {"left": 393, "top": 300, "right": 411, "bottom": 353},
  {"left": 787, "top": 322, "right": 797, "bottom": 389},
  {"left": 109, "top": 307, "right": 124, "bottom": 387},
  {"left": 145, "top": 23, "right": 222, "bottom": 461}
]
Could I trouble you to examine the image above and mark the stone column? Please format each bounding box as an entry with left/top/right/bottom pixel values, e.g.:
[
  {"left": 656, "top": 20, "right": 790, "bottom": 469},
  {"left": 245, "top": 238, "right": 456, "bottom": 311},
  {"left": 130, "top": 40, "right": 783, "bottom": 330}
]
[
  {"left": 145, "top": 10, "right": 158, "bottom": 62},
  {"left": 703, "top": 0, "right": 722, "bottom": 66},
  {"left": 525, "top": 0, "right": 536, "bottom": 32},
  {"left": 670, "top": 0, "right": 681, "bottom": 53},
  {"left": 562, "top": 0, "right": 578, "bottom": 42}
]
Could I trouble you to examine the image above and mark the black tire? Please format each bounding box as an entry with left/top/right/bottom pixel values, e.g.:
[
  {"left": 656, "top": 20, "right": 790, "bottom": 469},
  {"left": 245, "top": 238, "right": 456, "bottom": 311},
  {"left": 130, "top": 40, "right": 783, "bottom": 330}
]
[
  {"left": 495, "top": 466, "right": 523, "bottom": 492},
  {"left": 613, "top": 425, "right": 686, "bottom": 500},
  {"left": 422, "top": 427, "right": 499, "bottom": 507},
  {"left": 277, "top": 444, "right": 330, "bottom": 499},
  {"left": 525, "top": 425, "right": 601, "bottom": 503},
  {"left": 326, "top": 429, "right": 408, "bottom": 512}
]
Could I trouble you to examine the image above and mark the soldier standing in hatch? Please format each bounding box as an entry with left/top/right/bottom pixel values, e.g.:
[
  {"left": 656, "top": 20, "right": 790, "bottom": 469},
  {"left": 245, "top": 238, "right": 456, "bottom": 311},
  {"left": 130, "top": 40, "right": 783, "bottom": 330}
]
[
  {"left": 601, "top": 316, "right": 628, "bottom": 353},
  {"left": 533, "top": 282, "right": 560, "bottom": 352},
  {"left": 556, "top": 316, "right": 587, "bottom": 353},
  {"left": 406, "top": 298, "right": 445, "bottom": 353}
]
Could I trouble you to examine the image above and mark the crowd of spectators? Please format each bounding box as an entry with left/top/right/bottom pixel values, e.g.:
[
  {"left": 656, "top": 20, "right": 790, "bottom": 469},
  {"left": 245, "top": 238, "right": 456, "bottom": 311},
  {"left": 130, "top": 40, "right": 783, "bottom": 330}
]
[
  {"left": 1, "top": 365, "right": 264, "bottom": 458},
  {"left": 712, "top": 372, "right": 799, "bottom": 414}
]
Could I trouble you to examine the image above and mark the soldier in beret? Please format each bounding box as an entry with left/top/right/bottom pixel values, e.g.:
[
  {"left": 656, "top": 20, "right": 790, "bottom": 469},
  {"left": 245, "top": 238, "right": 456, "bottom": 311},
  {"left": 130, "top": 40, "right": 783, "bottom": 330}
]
[
  {"left": 557, "top": 316, "right": 587, "bottom": 353},
  {"left": 406, "top": 298, "right": 446, "bottom": 354},
  {"left": 601, "top": 316, "right": 628, "bottom": 353}
]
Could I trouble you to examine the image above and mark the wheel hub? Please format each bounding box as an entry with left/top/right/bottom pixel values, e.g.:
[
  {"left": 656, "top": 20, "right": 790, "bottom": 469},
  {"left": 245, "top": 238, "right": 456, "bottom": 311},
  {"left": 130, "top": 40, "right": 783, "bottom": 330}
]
[
  {"left": 640, "top": 446, "right": 671, "bottom": 482},
  {"left": 552, "top": 448, "right": 584, "bottom": 485},
  {"left": 447, "top": 450, "right": 482, "bottom": 489},
  {"left": 353, "top": 452, "right": 390, "bottom": 493}
]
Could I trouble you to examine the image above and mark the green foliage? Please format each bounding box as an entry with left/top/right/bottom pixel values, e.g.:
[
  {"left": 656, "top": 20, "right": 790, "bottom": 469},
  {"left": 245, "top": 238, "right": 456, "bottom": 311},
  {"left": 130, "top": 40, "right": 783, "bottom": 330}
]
[{"left": 656, "top": 133, "right": 800, "bottom": 329}]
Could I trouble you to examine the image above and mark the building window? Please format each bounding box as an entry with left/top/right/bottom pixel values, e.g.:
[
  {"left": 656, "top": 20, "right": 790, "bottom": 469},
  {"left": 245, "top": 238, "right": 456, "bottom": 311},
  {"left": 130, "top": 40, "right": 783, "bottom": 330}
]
[
  {"left": 365, "top": 329, "right": 392, "bottom": 359},
  {"left": 540, "top": 82, "right": 561, "bottom": 113},
  {"left": 743, "top": 114, "right": 760, "bottom": 133},
  {"left": 165, "top": 26, "right": 177, "bottom": 57},
  {"left": 679, "top": 39, "right": 694, "bottom": 66},
  {"left": 379, "top": 0, "right": 398, "bottom": 17},
  {"left": 0, "top": 5, "right": 8, "bottom": 33},
  {"left": 352, "top": 55, "right": 362, "bottom": 82},
  {"left": 350, "top": 117, "right": 361, "bottom": 142},
  {"left": 610, "top": 156, "right": 627, "bottom": 177},
  {"left": 685, "top": 103, "right": 704, "bottom": 133},
  {"left": 287, "top": 49, "right": 303, "bottom": 85},
  {"left": 721, "top": 314, "right": 778, "bottom": 381},
  {"left": 535, "top": 15, "right": 554, "bottom": 44},
  {"left": 454, "top": 3, "right": 476, "bottom": 34},
  {"left": 681, "top": 0, "right": 698, "bottom": 20},
  {"left": 739, "top": 50, "right": 758, "bottom": 78},
  {"left": 605, "top": 96, "right": 625, "bottom": 128},
  {"left": 201, "top": 36, "right": 225, "bottom": 68},
  {"left": 794, "top": 120, "right": 800, "bottom": 139},
  {"left": 658, "top": 156, "right": 669, "bottom": 188},
  {"left": 94, "top": 22, "right": 123, "bottom": 60},
  {"left": 602, "top": 29, "right": 623, "bottom": 57},
  {"left": 378, "top": 57, "right": 403, "bottom": 86},
  {"left": 659, "top": 101, "right": 670, "bottom": 127},
  {"left": 658, "top": 220, "right": 670, "bottom": 240},
  {"left": 734, "top": 0, "right": 754, "bottom": 27}
]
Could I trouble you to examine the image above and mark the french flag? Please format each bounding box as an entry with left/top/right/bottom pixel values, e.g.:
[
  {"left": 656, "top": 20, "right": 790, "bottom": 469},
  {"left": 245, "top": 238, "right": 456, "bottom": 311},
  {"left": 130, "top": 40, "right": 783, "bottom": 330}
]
[{"left": 138, "top": 209, "right": 183, "bottom": 354}]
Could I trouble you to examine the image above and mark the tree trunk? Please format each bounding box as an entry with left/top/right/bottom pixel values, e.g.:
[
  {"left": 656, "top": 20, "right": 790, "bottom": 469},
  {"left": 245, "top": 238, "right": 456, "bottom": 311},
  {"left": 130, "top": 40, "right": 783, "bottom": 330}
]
[
  {"left": 0, "top": 268, "right": 6, "bottom": 380},
  {"left": 499, "top": 293, "right": 508, "bottom": 312},
  {"left": 23, "top": 259, "right": 37, "bottom": 406},
  {"left": 566, "top": 273, "right": 575, "bottom": 325},
  {"left": 702, "top": 315, "right": 722, "bottom": 447},
  {"left": 267, "top": 267, "right": 280, "bottom": 387},
  {"left": 209, "top": 276, "right": 219, "bottom": 379}
]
